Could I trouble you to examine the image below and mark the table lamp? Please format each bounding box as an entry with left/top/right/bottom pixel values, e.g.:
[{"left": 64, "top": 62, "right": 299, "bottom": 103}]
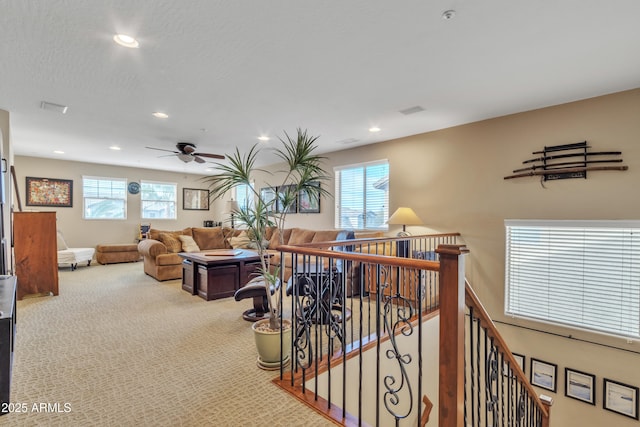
[{"left": 387, "top": 207, "right": 423, "bottom": 236}]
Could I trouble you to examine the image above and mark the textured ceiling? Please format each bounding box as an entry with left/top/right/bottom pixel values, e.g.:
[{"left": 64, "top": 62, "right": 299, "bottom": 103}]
[{"left": 1, "top": 1, "right": 639, "bottom": 174}]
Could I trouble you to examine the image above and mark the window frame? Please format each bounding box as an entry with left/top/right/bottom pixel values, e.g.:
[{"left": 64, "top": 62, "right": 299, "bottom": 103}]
[
  {"left": 504, "top": 219, "right": 640, "bottom": 340},
  {"left": 140, "top": 180, "right": 177, "bottom": 220},
  {"left": 334, "top": 159, "right": 389, "bottom": 230},
  {"left": 82, "top": 176, "right": 127, "bottom": 220}
]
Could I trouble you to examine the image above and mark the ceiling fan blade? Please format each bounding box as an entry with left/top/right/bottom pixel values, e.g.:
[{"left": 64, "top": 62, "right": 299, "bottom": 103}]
[
  {"left": 194, "top": 152, "right": 225, "bottom": 160},
  {"left": 194, "top": 156, "right": 206, "bottom": 164},
  {"left": 146, "top": 146, "right": 179, "bottom": 154}
]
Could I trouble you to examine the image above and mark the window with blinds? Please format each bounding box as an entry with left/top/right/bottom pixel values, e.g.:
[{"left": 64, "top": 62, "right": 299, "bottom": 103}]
[
  {"left": 335, "top": 160, "right": 389, "bottom": 230},
  {"left": 83, "top": 176, "right": 127, "bottom": 219},
  {"left": 141, "top": 181, "right": 177, "bottom": 219},
  {"left": 505, "top": 220, "right": 640, "bottom": 339}
]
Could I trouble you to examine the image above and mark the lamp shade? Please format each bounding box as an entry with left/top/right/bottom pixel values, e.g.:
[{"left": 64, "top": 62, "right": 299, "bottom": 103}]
[
  {"left": 225, "top": 200, "right": 240, "bottom": 213},
  {"left": 387, "top": 207, "right": 423, "bottom": 226}
]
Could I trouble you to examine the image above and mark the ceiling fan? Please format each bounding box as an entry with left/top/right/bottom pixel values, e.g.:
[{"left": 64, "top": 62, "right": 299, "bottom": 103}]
[{"left": 145, "top": 142, "right": 225, "bottom": 163}]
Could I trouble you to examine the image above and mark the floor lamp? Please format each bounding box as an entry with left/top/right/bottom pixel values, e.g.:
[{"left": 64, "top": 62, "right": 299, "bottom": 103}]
[{"left": 225, "top": 200, "right": 240, "bottom": 228}]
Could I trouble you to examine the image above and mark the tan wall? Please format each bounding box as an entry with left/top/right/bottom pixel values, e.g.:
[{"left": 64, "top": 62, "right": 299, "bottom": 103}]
[
  {"left": 13, "top": 157, "right": 229, "bottom": 247},
  {"left": 315, "top": 88, "right": 640, "bottom": 426}
]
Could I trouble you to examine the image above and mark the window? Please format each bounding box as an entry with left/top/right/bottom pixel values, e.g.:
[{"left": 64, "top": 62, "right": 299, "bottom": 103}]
[
  {"left": 235, "top": 182, "right": 254, "bottom": 210},
  {"left": 505, "top": 220, "right": 640, "bottom": 339},
  {"left": 83, "top": 176, "right": 126, "bottom": 219},
  {"left": 335, "top": 160, "right": 389, "bottom": 230},
  {"left": 141, "top": 181, "right": 177, "bottom": 219}
]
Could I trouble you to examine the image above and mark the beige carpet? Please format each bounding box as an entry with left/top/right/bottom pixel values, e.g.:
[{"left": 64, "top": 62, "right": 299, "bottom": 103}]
[{"left": 3, "top": 262, "right": 333, "bottom": 426}]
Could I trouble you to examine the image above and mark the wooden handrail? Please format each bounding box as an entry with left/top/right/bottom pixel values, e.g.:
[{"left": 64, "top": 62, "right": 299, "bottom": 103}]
[
  {"left": 464, "top": 279, "right": 550, "bottom": 419},
  {"left": 289, "top": 232, "right": 462, "bottom": 248},
  {"left": 278, "top": 244, "right": 440, "bottom": 271}
]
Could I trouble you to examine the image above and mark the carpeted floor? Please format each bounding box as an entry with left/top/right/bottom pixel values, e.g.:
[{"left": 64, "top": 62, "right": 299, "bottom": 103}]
[{"left": 2, "top": 262, "right": 332, "bottom": 426}]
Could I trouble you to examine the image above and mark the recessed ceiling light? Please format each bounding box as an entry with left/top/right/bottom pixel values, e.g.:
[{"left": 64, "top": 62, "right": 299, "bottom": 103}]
[
  {"left": 53, "top": 150, "right": 64, "bottom": 154},
  {"left": 113, "top": 34, "right": 139, "bottom": 48},
  {"left": 258, "top": 136, "right": 270, "bottom": 141},
  {"left": 152, "top": 112, "right": 168, "bottom": 119},
  {"left": 109, "top": 146, "right": 121, "bottom": 151},
  {"left": 369, "top": 127, "right": 381, "bottom": 133}
]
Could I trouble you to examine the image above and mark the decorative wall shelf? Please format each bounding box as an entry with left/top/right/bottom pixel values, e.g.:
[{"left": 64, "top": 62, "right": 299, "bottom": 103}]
[{"left": 504, "top": 141, "right": 627, "bottom": 186}]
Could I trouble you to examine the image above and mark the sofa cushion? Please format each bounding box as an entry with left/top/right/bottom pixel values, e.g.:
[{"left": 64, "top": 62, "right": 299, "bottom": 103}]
[
  {"left": 178, "top": 235, "right": 201, "bottom": 253},
  {"left": 159, "top": 233, "right": 182, "bottom": 253},
  {"left": 288, "top": 228, "right": 316, "bottom": 245},
  {"left": 148, "top": 228, "right": 192, "bottom": 241},
  {"left": 192, "top": 227, "right": 227, "bottom": 250},
  {"left": 311, "top": 230, "right": 340, "bottom": 243},
  {"left": 227, "top": 231, "right": 252, "bottom": 249},
  {"left": 268, "top": 228, "right": 293, "bottom": 249}
]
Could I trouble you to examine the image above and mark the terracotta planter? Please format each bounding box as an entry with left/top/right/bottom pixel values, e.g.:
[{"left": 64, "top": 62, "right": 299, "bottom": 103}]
[{"left": 252, "top": 318, "right": 292, "bottom": 370}]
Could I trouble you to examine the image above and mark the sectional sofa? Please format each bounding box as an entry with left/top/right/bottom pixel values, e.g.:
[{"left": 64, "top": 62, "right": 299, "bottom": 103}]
[{"left": 137, "top": 226, "right": 353, "bottom": 282}]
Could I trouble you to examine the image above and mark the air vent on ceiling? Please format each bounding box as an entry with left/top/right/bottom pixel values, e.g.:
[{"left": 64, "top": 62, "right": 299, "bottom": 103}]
[
  {"left": 40, "top": 101, "right": 68, "bottom": 114},
  {"left": 399, "top": 106, "right": 425, "bottom": 115},
  {"left": 337, "top": 138, "right": 360, "bottom": 145}
]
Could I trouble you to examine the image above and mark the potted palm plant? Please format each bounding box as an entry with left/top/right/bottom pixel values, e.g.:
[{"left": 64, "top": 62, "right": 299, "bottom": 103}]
[{"left": 205, "top": 128, "right": 329, "bottom": 368}]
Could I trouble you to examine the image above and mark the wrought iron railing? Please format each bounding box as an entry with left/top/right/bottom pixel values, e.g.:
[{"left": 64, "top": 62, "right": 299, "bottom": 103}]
[{"left": 269, "top": 234, "right": 551, "bottom": 427}]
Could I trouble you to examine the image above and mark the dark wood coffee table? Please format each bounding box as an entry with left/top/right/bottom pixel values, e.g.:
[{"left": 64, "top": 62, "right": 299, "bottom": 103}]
[{"left": 179, "top": 249, "right": 262, "bottom": 301}]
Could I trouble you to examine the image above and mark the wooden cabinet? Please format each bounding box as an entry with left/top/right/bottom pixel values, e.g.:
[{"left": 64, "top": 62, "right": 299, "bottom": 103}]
[{"left": 13, "top": 212, "right": 59, "bottom": 300}]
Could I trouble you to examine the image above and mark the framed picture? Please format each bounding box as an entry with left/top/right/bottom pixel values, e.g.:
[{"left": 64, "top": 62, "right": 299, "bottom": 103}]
[
  {"left": 565, "top": 368, "right": 595, "bottom": 405},
  {"left": 260, "top": 187, "right": 277, "bottom": 212},
  {"left": 297, "top": 181, "right": 321, "bottom": 213},
  {"left": 276, "top": 185, "right": 297, "bottom": 214},
  {"left": 530, "top": 358, "right": 557, "bottom": 392},
  {"left": 26, "top": 176, "right": 73, "bottom": 207},
  {"left": 183, "top": 188, "right": 209, "bottom": 210},
  {"left": 603, "top": 378, "right": 639, "bottom": 419},
  {"left": 503, "top": 353, "right": 525, "bottom": 377}
]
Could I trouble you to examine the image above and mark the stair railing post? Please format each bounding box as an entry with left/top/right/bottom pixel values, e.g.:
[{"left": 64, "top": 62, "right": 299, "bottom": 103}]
[{"left": 436, "top": 244, "right": 469, "bottom": 427}]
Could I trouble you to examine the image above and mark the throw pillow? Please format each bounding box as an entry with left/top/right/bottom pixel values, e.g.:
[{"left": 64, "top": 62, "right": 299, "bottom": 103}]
[
  {"left": 159, "top": 232, "right": 182, "bottom": 253},
  {"left": 227, "top": 231, "right": 252, "bottom": 249},
  {"left": 178, "top": 235, "right": 200, "bottom": 253}
]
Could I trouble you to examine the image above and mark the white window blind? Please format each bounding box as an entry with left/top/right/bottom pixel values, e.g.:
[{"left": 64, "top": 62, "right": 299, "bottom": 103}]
[
  {"left": 83, "top": 176, "right": 126, "bottom": 219},
  {"left": 141, "top": 181, "right": 177, "bottom": 219},
  {"left": 505, "top": 220, "right": 640, "bottom": 339},
  {"left": 335, "top": 160, "right": 389, "bottom": 230}
]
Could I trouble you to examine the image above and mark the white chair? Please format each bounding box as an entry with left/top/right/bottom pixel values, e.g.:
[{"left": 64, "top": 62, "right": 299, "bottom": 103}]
[{"left": 57, "top": 230, "right": 95, "bottom": 271}]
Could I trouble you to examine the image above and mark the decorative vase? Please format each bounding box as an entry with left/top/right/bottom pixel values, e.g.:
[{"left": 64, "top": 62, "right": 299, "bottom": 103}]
[{"left": 252, "top": 318, "right": 292, "bottom": 370}]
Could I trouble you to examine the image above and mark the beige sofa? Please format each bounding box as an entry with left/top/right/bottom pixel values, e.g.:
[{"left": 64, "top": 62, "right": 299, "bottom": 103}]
[{"left": 137, "top": 226, "right": 352, "bottom": 282}]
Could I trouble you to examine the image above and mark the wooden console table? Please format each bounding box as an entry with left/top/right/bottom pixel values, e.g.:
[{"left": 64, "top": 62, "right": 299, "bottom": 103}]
[{"left": 179, "top": 250, "right": 262, "bottom": 301}]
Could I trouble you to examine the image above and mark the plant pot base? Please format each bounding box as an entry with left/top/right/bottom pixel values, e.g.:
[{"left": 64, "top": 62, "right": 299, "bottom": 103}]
[{"left": 256, "top": 355, "right": 290, "bottom": 371}]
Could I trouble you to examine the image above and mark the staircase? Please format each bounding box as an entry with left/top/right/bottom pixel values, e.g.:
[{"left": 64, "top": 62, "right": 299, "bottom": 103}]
[{"left": 270, "top": 234, "right": 552, "bottom": 426}]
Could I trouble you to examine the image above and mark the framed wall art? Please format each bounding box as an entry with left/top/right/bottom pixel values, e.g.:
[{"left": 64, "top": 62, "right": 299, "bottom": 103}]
[
  {"left": 530, "top": 358, "right": 557, "bottom": 392},
  {"left": 297, "top": 181, "right": 321, "bottom": 213},
  {"left": 565, "top": 368, "right": 595, "bottom": 405},
  {"left": 276, "top": 185, "right": 297, "bottom": 214},
  {"left": 603, "top": 378, "right": 639, "bottom": 419},
  {"left": 26, "top": 176, "right": 73, "bottom": 207},
  {"left": 503, "top": 353, "right": 525, "bottom": 378},
  {"left": 183, "top": 188, "right": 209, "bottom": 210}
]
